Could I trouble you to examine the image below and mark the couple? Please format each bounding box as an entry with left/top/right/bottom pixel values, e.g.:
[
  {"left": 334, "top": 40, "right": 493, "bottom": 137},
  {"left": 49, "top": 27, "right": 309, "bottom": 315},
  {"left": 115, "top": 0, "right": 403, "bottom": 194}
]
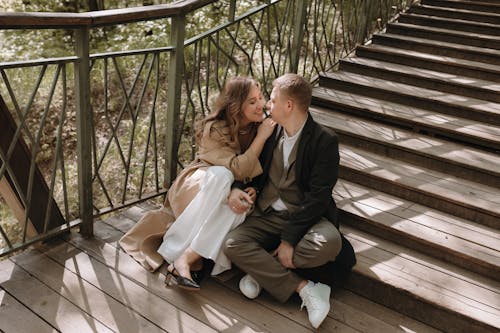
[{"left": 119, "top": 74, "right": 355, "bottom": 329}]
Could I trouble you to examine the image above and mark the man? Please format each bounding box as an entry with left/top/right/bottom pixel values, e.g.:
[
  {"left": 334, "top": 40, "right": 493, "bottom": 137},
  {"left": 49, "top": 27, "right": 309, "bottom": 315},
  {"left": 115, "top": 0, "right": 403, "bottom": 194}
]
[{"left": 224, "top": 73, "right": 355, "bottom": 329}]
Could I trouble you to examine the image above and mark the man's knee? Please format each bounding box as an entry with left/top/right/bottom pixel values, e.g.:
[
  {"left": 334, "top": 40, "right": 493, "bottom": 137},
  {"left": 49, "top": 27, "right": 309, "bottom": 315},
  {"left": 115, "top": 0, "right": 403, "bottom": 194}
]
[
  {"left": 223, "top": 231, "right": 237, "bottom": 259},
  {"left": 324, "top": 227, "right": 342, "bottom": 259}
]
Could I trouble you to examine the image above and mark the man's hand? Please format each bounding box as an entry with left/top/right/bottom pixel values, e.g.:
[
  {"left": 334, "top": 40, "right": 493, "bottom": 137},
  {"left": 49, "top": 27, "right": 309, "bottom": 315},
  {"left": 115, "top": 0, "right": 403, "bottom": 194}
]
[
  {"left": 228, "top": 188, "right": 253, "bottom": 214},
  {"left": 272, "top": 241, "right": 296, "bottom": 268}
]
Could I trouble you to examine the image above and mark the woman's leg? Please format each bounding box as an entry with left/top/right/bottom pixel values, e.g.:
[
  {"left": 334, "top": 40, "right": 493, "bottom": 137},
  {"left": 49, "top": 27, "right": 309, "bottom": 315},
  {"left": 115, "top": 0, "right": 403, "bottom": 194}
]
[{"left": 168, "top": 247, "right": 202, "bottom": 281}]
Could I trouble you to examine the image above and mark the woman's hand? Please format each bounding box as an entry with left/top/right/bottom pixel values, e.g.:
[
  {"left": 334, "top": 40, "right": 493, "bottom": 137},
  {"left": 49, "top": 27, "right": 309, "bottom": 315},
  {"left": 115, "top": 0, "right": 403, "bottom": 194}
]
[
  {"left": 256, "top": 117, "right": 276, "bottom": 140},
  {"left": 244, "top": 187, "right": 257, "bottom": 202},
  {"left": 228, "top": 188, "right": 253, "bottom": 214}
]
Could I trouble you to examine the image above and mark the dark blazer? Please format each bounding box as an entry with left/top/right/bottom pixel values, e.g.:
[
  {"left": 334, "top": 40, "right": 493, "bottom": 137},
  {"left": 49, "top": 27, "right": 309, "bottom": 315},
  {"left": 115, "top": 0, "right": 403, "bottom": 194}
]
[
  {"left": 254, "top": 113, "right": 356, "bottom": 285},
  {"left": 255, "top": 113, "right": 340, "bottom": 245}
]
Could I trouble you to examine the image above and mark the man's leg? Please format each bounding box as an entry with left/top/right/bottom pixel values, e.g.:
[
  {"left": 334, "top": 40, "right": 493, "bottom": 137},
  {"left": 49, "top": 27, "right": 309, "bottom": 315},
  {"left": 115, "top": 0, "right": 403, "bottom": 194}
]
[
  {"left": 224, "top": 213, "right": 303, "bottom": 303},
  {"left": 293, "top": 218, "right": 342, "bottom": 269}
]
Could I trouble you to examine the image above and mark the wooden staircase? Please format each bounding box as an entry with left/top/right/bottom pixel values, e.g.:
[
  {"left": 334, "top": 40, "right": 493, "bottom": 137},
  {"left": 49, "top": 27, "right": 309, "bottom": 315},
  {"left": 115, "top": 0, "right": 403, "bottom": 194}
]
[{"left": 310, "top": 0, "right": 500, "bottom": 332}]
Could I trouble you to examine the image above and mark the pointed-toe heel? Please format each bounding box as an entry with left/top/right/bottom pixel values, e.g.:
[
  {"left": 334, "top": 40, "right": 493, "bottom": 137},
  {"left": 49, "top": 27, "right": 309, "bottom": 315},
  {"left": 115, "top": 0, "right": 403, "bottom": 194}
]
[{"left": 165, "top": 265, "right": 200, "bottom": 291}]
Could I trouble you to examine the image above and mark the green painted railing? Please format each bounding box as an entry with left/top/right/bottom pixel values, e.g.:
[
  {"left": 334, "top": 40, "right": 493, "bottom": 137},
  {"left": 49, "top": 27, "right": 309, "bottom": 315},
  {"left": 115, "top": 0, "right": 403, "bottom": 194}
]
[{"left": 0, "top": 0, "right": 416, "bottom": 256}]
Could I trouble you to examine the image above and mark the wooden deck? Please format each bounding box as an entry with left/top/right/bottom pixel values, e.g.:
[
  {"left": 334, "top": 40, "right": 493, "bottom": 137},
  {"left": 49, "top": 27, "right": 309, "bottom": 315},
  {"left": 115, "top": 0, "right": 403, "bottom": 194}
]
[{"left": 0, "top": 203, "right": 441, "bottom": 333}]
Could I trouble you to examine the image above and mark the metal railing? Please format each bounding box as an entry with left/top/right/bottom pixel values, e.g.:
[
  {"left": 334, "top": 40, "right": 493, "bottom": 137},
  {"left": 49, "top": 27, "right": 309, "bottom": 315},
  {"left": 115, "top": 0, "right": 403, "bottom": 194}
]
[{"left": 0, "top": 0, "right": 416, "bottom": 256}]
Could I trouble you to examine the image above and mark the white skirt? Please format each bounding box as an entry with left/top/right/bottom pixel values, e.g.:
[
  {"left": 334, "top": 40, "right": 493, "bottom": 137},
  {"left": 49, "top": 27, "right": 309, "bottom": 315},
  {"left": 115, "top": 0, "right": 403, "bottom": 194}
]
[{"left": 157, "top": 166, "right": 246, "bottom": 275}]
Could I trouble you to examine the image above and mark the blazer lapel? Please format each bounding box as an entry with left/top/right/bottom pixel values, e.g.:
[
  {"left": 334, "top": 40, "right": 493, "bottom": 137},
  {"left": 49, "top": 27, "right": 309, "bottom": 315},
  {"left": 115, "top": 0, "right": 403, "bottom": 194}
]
[{"left": 295, "top": 114, "right": 314, "bottom": 187}]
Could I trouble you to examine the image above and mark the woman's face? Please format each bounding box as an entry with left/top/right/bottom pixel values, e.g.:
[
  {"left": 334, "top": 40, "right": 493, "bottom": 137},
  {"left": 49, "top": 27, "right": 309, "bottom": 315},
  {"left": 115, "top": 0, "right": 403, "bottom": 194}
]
[{"left": 240, "top": 84, "right": 266, "bottom": 124}]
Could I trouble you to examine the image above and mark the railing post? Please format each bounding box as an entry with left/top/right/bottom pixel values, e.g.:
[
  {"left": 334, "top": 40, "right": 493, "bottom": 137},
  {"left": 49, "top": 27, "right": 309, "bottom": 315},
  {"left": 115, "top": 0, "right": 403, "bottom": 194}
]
[
  {"left": 165, "top": 14, "right": 186, "bottom": 187},
  {"left": 74, "top": 27, "right": 93, "bottom": 237},
  {"left": 229, "top": 0, "right": 236, "bottom": 21},
  {"left": 289, "top": 0, "right": 308, "bottom": 73}
]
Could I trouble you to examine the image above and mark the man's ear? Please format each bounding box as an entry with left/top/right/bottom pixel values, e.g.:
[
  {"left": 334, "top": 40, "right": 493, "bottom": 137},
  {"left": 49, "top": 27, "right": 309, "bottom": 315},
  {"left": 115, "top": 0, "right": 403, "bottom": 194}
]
[{"left": 286, "top": 99, "right": 293, "bottom": 113}]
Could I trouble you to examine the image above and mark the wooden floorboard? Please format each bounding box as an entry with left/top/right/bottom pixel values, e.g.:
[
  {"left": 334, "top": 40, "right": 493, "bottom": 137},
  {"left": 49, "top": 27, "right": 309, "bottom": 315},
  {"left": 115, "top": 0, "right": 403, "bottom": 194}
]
[
  {"left": 0, "top": 258, "right": 114, "bottom": 333},
  {"left": 0, "top": 289, "right": 58, "bottom": 333},
  {"left": 0, "top": 206, "right": 445, "bottom": 333}
]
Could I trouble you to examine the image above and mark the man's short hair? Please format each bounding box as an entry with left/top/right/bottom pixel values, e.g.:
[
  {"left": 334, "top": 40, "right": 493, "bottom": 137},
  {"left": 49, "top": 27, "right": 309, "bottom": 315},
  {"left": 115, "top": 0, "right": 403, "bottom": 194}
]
[{"left": 272, "top": 73, "right": 312, "bottom": 111}]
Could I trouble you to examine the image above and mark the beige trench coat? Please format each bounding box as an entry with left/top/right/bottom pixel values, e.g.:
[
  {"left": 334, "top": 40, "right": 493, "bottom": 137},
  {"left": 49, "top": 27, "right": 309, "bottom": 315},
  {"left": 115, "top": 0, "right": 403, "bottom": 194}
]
[{"left": 119, "top": 119, "right": 262, "bottom": 271}]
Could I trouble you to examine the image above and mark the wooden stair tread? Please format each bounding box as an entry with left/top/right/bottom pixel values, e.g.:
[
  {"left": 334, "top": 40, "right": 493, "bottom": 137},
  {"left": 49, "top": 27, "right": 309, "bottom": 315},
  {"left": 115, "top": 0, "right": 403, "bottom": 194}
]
[
  {"left": 412, "top": 4, "right": 500, "bottom": 21},
  {"left": 320, "top": 71, "right": 500, "bottom": 117},
  {"left": 400, "top": 12, "right": 500, "bottom": 33},
  {"left": 312, "top": 86, "right": 500, "bottom": 149},
  {"left": 388, "top": 21, "right": 500, "bottom": 43},
  {"left": 422, "top": 0, "right": 500, "bottom": 9},
  {"left": 334, "top": 179, "right": 500, "bottom": 277},
  {"left": 373, "top": 32, "right": 500, "bottom": 59},
  {"left": 344, "top": 226, "right": 500, "bottom": 330},
  {"left": 341, "top": 56, "right": 500, "bottom": 96},
  {"left": 310, "top": 106, "right": 500, "bottom": 177},
  {"left": 359, "top": 44, "right": 500, "bottom": 78},
  {"left": 338, "top": 144, "right": 500, "bottom": 218}
]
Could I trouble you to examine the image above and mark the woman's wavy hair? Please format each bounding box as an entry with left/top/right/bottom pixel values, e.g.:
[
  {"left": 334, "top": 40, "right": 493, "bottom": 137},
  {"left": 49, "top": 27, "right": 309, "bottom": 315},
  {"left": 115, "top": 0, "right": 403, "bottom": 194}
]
[{"left": 196, "top": 76, "right": 259, "bottom": 143}]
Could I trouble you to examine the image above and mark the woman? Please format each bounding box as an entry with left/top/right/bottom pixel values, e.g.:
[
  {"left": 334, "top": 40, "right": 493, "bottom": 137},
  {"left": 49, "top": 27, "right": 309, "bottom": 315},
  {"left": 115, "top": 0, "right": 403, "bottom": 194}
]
[{"left": 119, "top": 76, "right": 275, "bottom": 290}]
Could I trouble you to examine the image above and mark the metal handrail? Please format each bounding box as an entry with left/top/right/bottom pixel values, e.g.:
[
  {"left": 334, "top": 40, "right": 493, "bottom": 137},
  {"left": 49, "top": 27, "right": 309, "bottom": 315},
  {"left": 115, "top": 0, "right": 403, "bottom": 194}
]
[{"left": 0, "top": 0, "right": 216, "bottom": 29}]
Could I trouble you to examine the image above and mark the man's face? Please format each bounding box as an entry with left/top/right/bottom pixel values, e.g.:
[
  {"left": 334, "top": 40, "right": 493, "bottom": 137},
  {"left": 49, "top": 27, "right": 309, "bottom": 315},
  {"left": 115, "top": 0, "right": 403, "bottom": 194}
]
[{"left": 266, "top": 87, "right": 289, "bottom": 125}]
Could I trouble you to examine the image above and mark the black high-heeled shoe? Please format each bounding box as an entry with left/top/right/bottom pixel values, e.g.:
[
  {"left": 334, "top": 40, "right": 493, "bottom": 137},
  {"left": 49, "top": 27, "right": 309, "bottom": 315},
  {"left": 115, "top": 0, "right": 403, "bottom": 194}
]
[
  {"left": 190, "top": 269, "right": 205, "bottom": 285},
  {"left": 165, "top": 265, "right": 200, "bottom": 291}
]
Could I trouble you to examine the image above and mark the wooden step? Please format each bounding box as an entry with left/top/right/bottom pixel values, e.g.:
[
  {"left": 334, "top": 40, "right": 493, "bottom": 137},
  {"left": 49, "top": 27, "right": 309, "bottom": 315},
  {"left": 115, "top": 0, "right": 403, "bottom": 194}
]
[
  {"left": 312, "top": 86, "right": 500, "bottom": 151},
  {"left": 387, "top": 22, "right": 500, "bottom": 50},
  {"left": 410, "top": 4, "right": 500, "bottom": 24},
  {"left": 372, "top": 32, "right": 500, "bottom": 65},
  {"left": 339, "top": 57, "right": 500, "bottom": 103},
  {"left": 337, "top": 144, "right": 500, "bottom": 228},
  {"left": 356, "top": 44, "right": 500, "bottom": 83},
  {"left": 334, "top": 179, "right": 500, "bottom": 280},
  {"left": 344, "top": 226, "right": 500, "bottom": 333},
  {"left": 398, "top": 12, "right": 500, "bottom": 36},
  {"left": 311, "top": 105, "right": 500, "bottom": 191},
  {"left": 318, "top": 71, "right": 500, "bottom": 125},
  {"left": 421, "top": 0, "right": 500, "bottom": 14},
  {"left": 465, "top": 0, "right": 500, "bottom": 4}
]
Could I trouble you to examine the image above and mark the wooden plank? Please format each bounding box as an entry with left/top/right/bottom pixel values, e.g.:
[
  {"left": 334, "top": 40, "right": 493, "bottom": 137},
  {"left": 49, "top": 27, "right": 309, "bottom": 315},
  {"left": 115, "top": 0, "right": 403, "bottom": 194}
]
[
  {"left": 313, "top": 87, "right": 500, "bottom": 145},
  {"left": 41, "top": 241, "right": 216, "bottom": 333},
  {"left": 0, "top": 258, "right": 114, "bottom": 333},
  {"left": 10, "top": 248, "right": 171, "bottom": 333},
  {"left": 344, "top": 228, "right": 500, "bottom": 319},
  {"left": 335, "top": 180, "right": 500, "bottom": 250},
  {"left": 334, "top": 180, "right": 500, "bottom": 279},
  {"left": 67, "top": 225, "right": 315, "bottom": 332},
  {"left": 320, "top": 71, "right": 500, "bottom": 116},
  {"left": 218, "top": 275, "right": 441, "bottom": 333},
  {"left": 310, "top": 107, "right": 500, "bottom": 177},
  {"left": 109, "top": 206, "right": 441, "bottom": 332},
  {"left": 0, "top": 289, "right": 58, "bottom": 333},
  {"left": 339, "top": 146, "right": 500, "bottom": 219},
  {"left": 331, "top": 289, "right": 441, "bottom": 333}
]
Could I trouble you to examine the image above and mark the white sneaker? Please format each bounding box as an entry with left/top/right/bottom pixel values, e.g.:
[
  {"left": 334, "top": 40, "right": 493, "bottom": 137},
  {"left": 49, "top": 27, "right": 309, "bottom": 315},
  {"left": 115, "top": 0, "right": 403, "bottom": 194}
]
[
  {"left": 299, "top": 281, "right": 331, "bottom": 329},
  {"left": 239, "top": 274, "right": 261, "bottom": 299}
]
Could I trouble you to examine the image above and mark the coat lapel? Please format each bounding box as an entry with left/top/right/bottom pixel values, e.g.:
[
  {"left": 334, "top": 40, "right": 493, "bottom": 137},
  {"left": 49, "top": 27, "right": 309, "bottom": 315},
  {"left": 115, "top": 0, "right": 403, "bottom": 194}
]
[{"left": 295, "top": 113, "right": 314, "bottom": 187}]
